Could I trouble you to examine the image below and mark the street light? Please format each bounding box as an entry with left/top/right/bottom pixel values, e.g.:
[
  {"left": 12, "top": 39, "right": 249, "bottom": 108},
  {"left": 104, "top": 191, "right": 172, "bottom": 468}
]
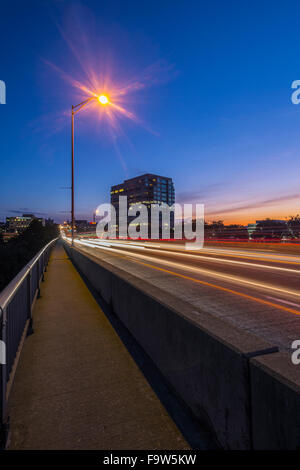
[{"left": 71, "top": 94, "right": 109, "bottom": 246}]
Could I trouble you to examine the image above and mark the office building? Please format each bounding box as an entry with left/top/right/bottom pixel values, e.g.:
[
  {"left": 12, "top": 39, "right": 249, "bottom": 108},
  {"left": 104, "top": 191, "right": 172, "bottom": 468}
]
[
  {"left": 6, "top": 214, "right": 45, "bottom": 233},
  {"left": 110, "top": 174, "right": 175, "bottom": 238}
]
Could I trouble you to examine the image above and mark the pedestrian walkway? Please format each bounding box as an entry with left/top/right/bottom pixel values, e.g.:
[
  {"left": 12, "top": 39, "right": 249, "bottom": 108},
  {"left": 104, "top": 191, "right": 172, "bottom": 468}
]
[{"left": 7, "top": 244, "right": 189, "bottom": 450}]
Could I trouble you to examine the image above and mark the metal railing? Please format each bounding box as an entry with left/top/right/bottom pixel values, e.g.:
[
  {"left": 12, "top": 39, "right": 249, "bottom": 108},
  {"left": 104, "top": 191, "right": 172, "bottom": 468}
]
[{"left": 0, "top": 238, "right": 57, "bottom": 447}]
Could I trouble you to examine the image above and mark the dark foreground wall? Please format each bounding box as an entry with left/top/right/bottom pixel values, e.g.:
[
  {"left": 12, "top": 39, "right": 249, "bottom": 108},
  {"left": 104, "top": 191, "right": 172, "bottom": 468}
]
[
  {"left": 250, "top": 352, "right": 300, "bottom": 449},
  {"left": 64, "top": 243, "right": 300, "bottom": 450}
]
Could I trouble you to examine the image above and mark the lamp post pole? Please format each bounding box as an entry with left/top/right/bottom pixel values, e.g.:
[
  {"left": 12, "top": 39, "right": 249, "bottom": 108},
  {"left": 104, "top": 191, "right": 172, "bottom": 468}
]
[
  {"left": 71, "top": 105, "right": 75, "bottom": 246},
  {"left": 69, "top": 95, "right": 109, "bottom": 247}
]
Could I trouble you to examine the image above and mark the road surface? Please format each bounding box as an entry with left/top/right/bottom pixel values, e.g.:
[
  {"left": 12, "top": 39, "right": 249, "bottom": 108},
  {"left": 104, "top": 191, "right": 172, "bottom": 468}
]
[{"left": 66, "top": 237, "right": 300, "bottom": 352}]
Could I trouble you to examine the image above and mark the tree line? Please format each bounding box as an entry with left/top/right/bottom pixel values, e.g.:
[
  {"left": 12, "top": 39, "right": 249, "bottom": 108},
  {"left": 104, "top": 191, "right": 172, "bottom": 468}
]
[{"left": 0, "top": 219, "right": 59, "bottom": 293}]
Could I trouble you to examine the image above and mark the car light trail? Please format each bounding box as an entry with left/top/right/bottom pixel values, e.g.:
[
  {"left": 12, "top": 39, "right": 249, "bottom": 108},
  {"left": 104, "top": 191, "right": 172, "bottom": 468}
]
[
  {"left": 80, "top": 238, "right": 300, "bottom": 274},
  {"left": 266, "top": 296, "right": 300, "bottom": 309},
  {"left": 105, "top": 240, "right": 300, "bottom": 263},
  {"left": 72, "top": 238, "right": 300, "bottom": 317},
  {"left": 73, "top": 238, "right": 300, "bottom": 302},
  {"left": 126, "top": 259, "right": 300, "bottom": 317}
]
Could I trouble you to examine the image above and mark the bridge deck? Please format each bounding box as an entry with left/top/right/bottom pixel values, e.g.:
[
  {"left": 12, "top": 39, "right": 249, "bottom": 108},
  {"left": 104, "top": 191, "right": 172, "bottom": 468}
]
[{"left": 7, "top": 243, "right": 188, "bottom": 450}]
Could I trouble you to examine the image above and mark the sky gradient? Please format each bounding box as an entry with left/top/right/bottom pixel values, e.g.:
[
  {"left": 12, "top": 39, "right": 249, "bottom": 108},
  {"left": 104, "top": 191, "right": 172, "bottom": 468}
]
[{"left": 1, "top": 0, "right": 300, "bottom": 224}]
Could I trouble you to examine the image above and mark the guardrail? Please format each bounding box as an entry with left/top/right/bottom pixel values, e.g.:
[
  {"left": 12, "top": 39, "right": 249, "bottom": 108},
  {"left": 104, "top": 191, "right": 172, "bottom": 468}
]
[{"left": 0, "top": 238, "right": 57, "bottom": 447}]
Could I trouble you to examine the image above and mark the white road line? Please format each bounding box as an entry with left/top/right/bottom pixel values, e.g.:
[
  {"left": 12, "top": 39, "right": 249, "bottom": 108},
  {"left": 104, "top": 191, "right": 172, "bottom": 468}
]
[{"left": 266, "top": 296, "right": 300, "bottom": 309}]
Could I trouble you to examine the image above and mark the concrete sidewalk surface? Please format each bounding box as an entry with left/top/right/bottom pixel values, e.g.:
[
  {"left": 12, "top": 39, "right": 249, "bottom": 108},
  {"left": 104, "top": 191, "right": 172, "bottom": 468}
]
[{"left": 7, "top": 243, "right": 189, "bottom": 450}]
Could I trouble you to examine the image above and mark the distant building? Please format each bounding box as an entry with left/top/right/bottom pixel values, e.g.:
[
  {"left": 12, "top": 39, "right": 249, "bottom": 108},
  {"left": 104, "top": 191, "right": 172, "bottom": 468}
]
[
  {"left": 3, "top": 232, "right": 19, "bottom": 242},
  {"left": 255, "top": 219, "right": 285, "bottom": 224},
  {"left": 75, "top": 220, "right": 89, "bottom": 233},
  {"left": 110, "top": 173, "right": 175, "bottom": 238},
  {"left": 6, "top": 214, "right": 45, "bottom": 233},
  {"left": 6, "top": 216, "right": 32, "bottom": 232},
  {"left": 74, "top": 220, "right": 96, "bottom": 233},
  {"left": 248, "top": 219, "right": 287, "bottom": 239}
]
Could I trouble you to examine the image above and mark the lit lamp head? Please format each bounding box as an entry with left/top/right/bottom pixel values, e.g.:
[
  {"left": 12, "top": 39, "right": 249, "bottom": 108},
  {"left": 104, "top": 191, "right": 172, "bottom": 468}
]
[{"left": 98, "top": 94, "right": 109, "bottom": 105}]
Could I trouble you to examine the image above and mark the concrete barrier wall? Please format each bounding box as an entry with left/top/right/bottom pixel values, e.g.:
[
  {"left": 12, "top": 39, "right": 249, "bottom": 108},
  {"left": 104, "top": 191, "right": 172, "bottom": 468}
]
[
  {"left": 64, "top": 243, "right": 299, "bottom": 449},
  {"left": 250, "top": 352, "right": 300, "bottom": 449}
]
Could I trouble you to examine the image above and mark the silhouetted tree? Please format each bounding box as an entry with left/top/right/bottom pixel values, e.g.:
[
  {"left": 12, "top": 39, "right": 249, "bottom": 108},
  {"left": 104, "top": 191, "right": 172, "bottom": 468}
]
[
  {"left": 287, "top": 215, "right": 300, "bottom": 239},
  {"left": 0, "top": 220, "right": 59, "bottom": 292},
  {"left": 251, "top": 219, "right": 288, "bottom": 240}
]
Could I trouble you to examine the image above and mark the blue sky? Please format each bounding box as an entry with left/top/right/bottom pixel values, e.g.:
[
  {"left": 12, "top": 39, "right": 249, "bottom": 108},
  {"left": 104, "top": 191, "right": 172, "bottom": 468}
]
[{"left": 1, "top": 0, "right": 300, "bottom": 223}]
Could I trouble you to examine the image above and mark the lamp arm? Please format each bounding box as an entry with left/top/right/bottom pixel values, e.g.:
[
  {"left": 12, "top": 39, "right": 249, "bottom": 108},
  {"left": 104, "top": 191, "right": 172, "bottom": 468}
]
[{"left": 72, "top": 97, "right": 95, "bottom": 114}]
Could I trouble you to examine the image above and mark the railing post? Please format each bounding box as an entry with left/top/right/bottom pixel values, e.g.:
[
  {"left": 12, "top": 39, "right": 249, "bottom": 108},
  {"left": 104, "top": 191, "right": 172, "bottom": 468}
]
[
  {"left": 36, "top": 257, "right": 41, "bottom": 299},
  {"left": 44, "top": 249, "right": 48, "bottom": 272},
  {"left": 37, "top": 260, "right": 41, "bottom": 299},
  {"left": 0, "top": 307, "right": 9, "bottom": 449},
  {"left": 42, "top": 253, "right": 45, "bottom": 282},
  {"left": 27, "top": 271, "right": 34, "bottom": 336}
]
